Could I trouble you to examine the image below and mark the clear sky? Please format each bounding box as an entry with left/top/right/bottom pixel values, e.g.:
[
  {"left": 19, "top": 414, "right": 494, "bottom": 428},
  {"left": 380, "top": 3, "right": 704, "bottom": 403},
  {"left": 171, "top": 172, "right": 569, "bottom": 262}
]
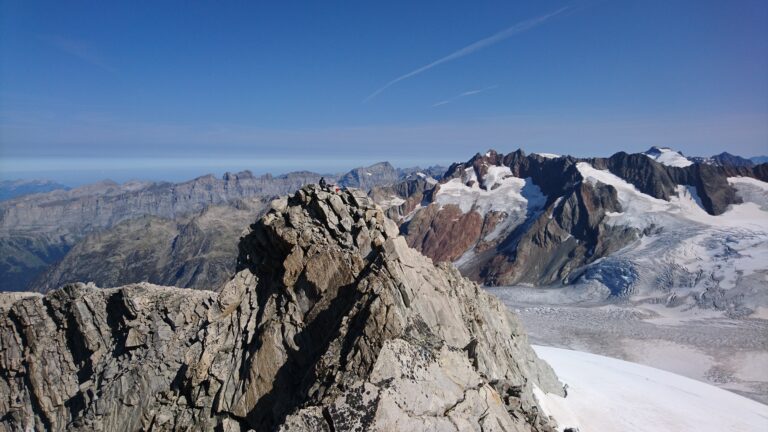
[{"left": 1, "top": 0, "right": 767, "bottom": 184}]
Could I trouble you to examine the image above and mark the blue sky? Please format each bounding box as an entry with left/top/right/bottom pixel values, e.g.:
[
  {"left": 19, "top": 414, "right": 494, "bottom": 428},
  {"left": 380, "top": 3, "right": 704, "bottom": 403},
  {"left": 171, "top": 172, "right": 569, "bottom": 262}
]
[{"left": 1, "top": 0, "right": 767, "bottom": 184}]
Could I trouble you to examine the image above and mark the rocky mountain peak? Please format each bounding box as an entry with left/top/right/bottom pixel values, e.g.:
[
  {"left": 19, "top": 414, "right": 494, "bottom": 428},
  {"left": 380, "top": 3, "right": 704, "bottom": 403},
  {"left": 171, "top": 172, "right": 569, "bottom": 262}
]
[
  {"left": 222, "top": 170, "right": 256, "bottom": 181},
  {"left": 1, "top": 184, "right": 562, "bottom": 431}
]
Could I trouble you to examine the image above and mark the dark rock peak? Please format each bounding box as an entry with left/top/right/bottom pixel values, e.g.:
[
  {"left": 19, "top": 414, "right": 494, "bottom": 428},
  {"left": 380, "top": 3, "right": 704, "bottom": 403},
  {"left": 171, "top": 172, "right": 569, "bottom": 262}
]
[
  {"left": 711, "top": 152, "right": 754, "bottom": 167},
  {"left": 644, "top": 146, "right": 683, "bottom": 156},
  {"left": 190, "top": 173, "right": 218, "bottom": 182},
  {"left": 367, "top": 161, "right": 395, "bottom": 170}
]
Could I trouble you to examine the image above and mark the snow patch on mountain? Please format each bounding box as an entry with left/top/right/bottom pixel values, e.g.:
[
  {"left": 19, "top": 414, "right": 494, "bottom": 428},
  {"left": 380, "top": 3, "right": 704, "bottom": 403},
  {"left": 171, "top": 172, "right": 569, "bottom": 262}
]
[
  {"left": 415, "top": 172, "right": 438, "bottom": 185},
  {"left": 436, "top": 166, "right": 546, "bottom": 216},
  {"left": 533, "top": 346, "right": 768, "bottom": 432},
  {"left": 729, "top": 177, "right": 768, "bottom": 211},
  {"left": 533, "top": 152, "right": 561, "bottom": 159},
  {"left": 643, "top": 146, "right": 693, "bottom": 167}
]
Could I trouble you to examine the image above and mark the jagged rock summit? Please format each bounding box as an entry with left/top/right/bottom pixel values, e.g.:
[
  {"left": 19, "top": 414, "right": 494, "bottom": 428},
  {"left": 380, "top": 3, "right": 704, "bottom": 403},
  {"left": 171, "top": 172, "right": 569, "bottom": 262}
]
[{"left": 1, "top": 185, "right": 562, "bottom": 432}]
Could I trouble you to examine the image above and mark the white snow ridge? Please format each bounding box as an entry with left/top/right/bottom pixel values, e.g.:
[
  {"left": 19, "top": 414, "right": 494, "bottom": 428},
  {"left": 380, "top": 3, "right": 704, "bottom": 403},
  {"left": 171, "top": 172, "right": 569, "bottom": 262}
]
[{"left": 533, "top": 152, "right": 562, "bottom": 159}]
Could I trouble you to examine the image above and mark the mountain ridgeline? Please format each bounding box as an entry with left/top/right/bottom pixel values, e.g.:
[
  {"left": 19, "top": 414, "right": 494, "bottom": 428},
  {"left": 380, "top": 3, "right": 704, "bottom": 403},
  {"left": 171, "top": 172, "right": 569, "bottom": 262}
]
[{"left": 0, "top": 163, "right": 445, "bottom": 292}]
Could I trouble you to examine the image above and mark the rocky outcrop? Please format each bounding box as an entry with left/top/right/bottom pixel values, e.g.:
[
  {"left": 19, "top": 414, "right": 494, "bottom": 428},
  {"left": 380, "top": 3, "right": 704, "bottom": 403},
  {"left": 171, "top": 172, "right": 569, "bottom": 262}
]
[{"left": 0, "top": 185, "right": 562, "bottom": 431}]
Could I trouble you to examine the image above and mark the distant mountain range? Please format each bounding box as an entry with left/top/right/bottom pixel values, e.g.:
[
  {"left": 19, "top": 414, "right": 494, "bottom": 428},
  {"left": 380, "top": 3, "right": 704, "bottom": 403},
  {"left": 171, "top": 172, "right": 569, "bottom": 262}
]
[
  {"left": 0, "top": 162, "right": 445, "bottom": 291},
  {"left": 0, "top": 179, "right": 69, "bottom": 201}
]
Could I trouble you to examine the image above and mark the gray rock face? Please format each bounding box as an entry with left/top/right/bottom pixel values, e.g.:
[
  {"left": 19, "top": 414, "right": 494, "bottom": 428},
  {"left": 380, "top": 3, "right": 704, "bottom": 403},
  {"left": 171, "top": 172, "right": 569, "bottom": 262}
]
[{"left": 0, "top": 185, "right": 562, "bottom": 431}]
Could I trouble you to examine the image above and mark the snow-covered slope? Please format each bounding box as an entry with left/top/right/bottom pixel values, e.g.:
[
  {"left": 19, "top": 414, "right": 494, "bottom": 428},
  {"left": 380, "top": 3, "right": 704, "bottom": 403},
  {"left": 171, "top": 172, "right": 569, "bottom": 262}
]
[
  {"left": 533, "top": 346, "right": 768, "bottom": 432},
  {"left": 644, "top": 146, "right": 693, "bottom": 167},
  {"left": 573, "top": 163, "right": 768, "bottom": 314}
]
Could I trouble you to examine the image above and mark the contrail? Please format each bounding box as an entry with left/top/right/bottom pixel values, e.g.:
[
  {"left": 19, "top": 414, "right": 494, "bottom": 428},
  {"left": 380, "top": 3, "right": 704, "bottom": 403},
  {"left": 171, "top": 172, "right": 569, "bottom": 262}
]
[
  {"left": 432, "top": 85, "right": 499, "bottom": 107},
  {"left": 364, "top": 6, "right": 570, "bottom": 102}
]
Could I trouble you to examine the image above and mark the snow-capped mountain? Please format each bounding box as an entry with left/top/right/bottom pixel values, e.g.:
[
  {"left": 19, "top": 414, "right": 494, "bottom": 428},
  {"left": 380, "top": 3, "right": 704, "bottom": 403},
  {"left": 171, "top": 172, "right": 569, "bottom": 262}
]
[
  {"left": 373, "top": 148, "right": 768, "bottom": 316},
  {"left": 643, "top": 146, "right": 694, "bottom": 167}
]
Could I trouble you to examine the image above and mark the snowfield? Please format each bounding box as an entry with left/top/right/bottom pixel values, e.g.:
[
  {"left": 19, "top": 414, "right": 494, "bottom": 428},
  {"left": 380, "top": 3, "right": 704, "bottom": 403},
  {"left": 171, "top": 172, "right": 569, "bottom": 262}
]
[
  {"left": 574, "top": 163, "right": 768, "bottom": 311},
  {"left": 533, "top": 346, "right": 768, "bottom": 432},
  {"left": 643, "top": 147, "right": 694, "bottom": 167}
]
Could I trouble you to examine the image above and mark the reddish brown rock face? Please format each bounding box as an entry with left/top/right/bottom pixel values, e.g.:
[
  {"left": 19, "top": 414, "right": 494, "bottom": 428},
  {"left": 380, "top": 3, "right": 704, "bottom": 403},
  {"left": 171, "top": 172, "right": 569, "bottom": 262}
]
[
  {"left": 474, "top": 210, "right": 506, "bottom": 253},
  {"left": 403, "top": 204, "right": 483, "bottom": 263}
]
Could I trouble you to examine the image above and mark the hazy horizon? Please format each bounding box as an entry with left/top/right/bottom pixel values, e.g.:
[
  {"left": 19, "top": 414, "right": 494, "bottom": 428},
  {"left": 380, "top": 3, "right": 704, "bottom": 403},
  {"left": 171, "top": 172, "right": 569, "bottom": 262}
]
[{"left": 3, "top": 144, "right": 768, "bottom": 187}]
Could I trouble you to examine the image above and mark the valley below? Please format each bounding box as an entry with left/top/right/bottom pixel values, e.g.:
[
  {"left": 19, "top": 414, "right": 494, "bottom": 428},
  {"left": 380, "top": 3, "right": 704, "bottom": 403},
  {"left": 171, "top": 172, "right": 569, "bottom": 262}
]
[{"left": 489, "top": 286, "right": 768, "bottom": 404}]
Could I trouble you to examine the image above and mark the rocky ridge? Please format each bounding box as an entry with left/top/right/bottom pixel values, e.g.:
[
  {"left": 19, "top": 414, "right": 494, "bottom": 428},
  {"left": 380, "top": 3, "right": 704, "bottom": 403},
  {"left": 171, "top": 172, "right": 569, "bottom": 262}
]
[{"left": 0, "top": 185, "right": 562, "bottom": 431}]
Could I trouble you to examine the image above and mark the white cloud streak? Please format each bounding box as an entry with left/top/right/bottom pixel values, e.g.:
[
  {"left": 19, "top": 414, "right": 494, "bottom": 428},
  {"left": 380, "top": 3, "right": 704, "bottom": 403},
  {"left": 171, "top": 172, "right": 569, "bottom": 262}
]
[
  {"left": 364, "top": 7, "right": 570, "bottom": 102},
  {"left": 39, "top": 35, "right": 117, "bottom": 73},
  {"left": 432, "top": 85, "right": 499, "bottom": 107}
]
